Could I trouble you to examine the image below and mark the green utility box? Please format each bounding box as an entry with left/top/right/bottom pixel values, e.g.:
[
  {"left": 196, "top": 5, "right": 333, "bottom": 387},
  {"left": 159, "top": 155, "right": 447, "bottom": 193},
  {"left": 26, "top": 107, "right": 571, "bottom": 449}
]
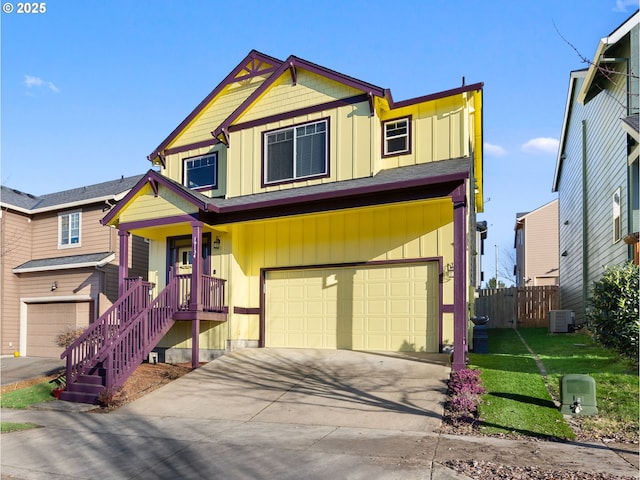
[{"left": 560, "top": 374, "right": 598, "bottom": 415}]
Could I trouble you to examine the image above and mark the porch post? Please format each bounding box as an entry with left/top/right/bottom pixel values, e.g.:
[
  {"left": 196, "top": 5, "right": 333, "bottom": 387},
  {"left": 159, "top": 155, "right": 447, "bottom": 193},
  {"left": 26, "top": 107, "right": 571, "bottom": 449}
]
[
  {"left": 118, "top": 229, "right": 130, "bottom": 296},
  {"left": 452, "top": 186, "right": 468, "bottom": 371},
  {"left": 190, "top": 221, "right": 203, "bottom": 369}
]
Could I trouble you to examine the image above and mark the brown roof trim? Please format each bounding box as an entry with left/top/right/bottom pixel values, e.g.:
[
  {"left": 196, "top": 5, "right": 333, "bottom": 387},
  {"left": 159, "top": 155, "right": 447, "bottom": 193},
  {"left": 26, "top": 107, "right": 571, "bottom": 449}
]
[{"left": 148, "top": 50, "right": 284, "bottom": 163}]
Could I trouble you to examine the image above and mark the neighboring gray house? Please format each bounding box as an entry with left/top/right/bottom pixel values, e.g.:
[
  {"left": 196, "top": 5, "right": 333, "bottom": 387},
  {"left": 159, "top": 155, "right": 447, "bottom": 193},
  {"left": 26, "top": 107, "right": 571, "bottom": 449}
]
[
  {"left": 514, "top": 199, "right": 559, "bottom": 287},
  {"left": 0, "top": 175, "right": 147, "bottom": 357},
  {"left": 552, "top": 11, "right": 639, "bottom": 322}
]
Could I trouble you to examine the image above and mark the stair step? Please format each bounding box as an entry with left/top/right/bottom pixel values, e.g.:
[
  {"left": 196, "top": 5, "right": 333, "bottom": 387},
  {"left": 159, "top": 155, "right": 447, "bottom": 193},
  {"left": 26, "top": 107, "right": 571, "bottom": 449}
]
[
  {"left": 65, "top": 382, "right": 105, "bottom": 395},
  {"left": 58, "top": 390, "right": 98, "bottom": 404},
  {"left": 76, "top": 374, "right": 104, "bottom": 386}
]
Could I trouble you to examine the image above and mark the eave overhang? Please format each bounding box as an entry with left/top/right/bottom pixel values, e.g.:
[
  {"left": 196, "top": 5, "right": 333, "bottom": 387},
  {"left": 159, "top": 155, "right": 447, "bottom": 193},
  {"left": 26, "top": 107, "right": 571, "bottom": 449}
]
[
  {"left": 114, "top": 159, "right": 470, "bottom": 232},
  {"left": 13, "top": 252, "right": 116, "bottom": 273},
  {"left": 577, "top": 10, "right": 639, "bottom": 105},
  {"left": 553, "top": 70, "right": 587, "bottom": 192}
]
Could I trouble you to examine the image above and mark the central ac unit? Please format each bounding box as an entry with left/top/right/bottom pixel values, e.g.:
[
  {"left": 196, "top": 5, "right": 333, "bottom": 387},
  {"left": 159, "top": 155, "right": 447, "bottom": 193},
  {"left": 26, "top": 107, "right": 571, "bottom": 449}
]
[{"left": 549, "top": 310, "right": 575, "bottom": 333}]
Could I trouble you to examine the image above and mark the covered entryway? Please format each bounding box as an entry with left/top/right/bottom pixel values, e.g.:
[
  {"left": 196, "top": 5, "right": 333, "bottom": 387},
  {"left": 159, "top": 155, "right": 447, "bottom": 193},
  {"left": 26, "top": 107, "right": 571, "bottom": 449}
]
[
  {"left": 265, "top": 262, "right": 439, "bottom": 352},
  {"left": 26, "top": 302, "right": 93, "bottom": 357}
]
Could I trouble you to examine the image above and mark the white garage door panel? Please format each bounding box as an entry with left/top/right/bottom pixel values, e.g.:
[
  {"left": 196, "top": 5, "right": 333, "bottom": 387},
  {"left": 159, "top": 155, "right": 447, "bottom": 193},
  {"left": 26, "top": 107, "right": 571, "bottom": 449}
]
[{"left": 266, "top": 263, "right": 438, "bottom": 352}]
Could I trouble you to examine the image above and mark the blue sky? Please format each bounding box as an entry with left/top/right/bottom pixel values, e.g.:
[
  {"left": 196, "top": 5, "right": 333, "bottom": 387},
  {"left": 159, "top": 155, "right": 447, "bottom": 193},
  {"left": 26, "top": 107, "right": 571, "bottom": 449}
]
[{"left": 2, "top": 0, "right": 638, "bottom": 285}]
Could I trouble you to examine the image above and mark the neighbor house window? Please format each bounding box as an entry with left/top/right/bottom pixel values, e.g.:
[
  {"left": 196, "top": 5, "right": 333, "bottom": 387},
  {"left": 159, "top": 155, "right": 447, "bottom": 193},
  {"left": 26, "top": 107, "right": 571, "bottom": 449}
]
[
  {"left": 184, "top": 153, "right": 217, "bottom": 190},
  {"left": 613, "top": 188, "right": 621, "bottom": 243},
  {"left": 59, "top": 210, "right": 81, "bottom": 248},
  {"left": 383, "top": 117, "right": 411, "bottom": 155},
  {"left": 264, "top": 119, "right": 328, "bottom": 184}
]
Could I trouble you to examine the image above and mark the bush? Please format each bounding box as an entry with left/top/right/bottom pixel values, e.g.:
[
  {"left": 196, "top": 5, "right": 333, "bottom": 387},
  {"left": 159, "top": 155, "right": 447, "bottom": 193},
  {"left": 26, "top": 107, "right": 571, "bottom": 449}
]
[
  {"left": 447, "top": 368, "right": 486, "bottom": 423},
  {"left": 586, "top": 262, "right": 639, "bottom": 360},
  {"left": 55, "top": 326, "right": 85, "bottom": 349}
]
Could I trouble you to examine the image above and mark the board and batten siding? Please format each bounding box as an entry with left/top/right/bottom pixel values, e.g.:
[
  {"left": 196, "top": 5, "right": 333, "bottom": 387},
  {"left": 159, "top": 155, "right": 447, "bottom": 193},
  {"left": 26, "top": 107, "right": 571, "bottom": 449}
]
[
  {"left": 558, "top": 73, "right": 631, "bottom": 322},
  {"left": 219, "top": 199, "right": 455, "bottom": 347}
]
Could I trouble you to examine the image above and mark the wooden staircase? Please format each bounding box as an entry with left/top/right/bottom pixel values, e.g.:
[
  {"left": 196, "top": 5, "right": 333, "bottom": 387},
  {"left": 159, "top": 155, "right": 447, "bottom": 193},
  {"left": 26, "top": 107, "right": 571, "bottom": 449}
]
[{"left": 60, "top": 276, "right": 181, "bottom": 404}]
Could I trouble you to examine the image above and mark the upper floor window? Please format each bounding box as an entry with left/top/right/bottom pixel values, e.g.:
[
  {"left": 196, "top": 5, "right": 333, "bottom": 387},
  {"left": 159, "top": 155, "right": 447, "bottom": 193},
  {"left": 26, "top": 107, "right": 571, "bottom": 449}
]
[
  {"left": 264, "top": 119, "right": 328, "bottom": 185},
  {"left": 613, "top": 188, "right": 621, "bottom": 243},
  {"left": 383, "top": 117, "right": 411, "bottom": 156},
  {"left": 59, "top": 210, "right": 81, "bottom": 248},
  {"left": 184, "top": 153, "right": 217, "bottom": 190}
]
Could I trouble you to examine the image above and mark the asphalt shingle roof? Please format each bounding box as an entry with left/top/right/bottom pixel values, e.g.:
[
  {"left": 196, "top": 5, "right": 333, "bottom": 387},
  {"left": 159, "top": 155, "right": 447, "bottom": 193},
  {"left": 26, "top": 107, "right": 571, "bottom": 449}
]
[
  {"left": 1, "top": 174, "right": 145, "bottom": 211},
  {"left": 13, "top": 252, "right": 115, "bottom": 273}
]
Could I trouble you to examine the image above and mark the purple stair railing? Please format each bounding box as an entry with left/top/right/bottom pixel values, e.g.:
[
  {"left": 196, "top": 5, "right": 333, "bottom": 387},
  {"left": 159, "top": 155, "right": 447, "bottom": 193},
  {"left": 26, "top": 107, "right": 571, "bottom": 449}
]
[
  {"left": 59, "top": 271, "right": 226, "bottom": 404},
  {"left": 59, "top": 277, "right": 153, "bottom": 403},
  {"left": 99, "top": 275, "right": 180, "bottom": 393}
]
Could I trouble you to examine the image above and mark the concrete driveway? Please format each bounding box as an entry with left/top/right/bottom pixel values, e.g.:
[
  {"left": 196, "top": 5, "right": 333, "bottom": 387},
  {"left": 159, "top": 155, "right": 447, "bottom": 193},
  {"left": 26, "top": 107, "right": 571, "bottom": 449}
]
[{"left": 115, "top": 348, "right": 451, "bottom": 432}]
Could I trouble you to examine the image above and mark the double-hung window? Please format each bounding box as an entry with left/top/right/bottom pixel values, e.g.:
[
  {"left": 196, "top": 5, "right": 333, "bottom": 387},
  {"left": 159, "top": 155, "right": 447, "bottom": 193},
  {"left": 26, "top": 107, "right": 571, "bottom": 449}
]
[
  {"left": 184, "top": 153, "right": 217, "bottom": 190},
  {"left": 264, "top": 119, "right": 328, "bottom": 184},
  {"left": 383, "top": 117, "right": 411, "bottom": 155},
  {"left": 59, "top": 210, "right": 81, "bottom": 248}
]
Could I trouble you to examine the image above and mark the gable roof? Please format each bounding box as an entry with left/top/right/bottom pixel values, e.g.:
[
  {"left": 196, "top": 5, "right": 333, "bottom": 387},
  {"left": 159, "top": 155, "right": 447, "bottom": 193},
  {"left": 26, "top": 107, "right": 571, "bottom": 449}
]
[
  {"left": 578, "top": 10, "right": 639, "bottom": 104},
  {"left": 1, "top": 174, "right": 145, "bottom": 214},
  {"left": 552, "top": 69, "right": 587, "bottom": 192},
  {"left": 147, "top": 50, "right": 483, "bottom": 164}
]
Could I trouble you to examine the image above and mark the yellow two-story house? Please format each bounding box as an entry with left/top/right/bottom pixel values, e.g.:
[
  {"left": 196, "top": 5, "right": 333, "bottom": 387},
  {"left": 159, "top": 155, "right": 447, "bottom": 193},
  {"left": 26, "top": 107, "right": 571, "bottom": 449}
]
[{"left": 61, "top": 51, "right": 483, "bottom": 403}]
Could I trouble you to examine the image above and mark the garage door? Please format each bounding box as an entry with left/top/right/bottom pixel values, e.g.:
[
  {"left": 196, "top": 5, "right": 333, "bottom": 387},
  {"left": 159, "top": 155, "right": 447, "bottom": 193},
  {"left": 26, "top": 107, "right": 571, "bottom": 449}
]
[
  {"left": 27, "top": 302, "right": 93, "bottom": 357},
  {"left": 265, "top": 263, "right": 439, "bottom": 352}
]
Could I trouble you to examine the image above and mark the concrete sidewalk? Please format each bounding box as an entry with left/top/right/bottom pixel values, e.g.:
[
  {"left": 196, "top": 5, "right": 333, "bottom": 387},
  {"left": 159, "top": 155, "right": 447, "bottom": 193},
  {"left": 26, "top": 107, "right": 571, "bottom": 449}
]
[{"left": 1, "top": 349, "right": 638, "bottom": 479}]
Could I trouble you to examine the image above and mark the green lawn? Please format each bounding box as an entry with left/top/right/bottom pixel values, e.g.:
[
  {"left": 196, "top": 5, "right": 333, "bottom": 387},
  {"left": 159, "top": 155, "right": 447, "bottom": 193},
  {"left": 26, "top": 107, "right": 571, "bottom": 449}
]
[
  {"left": 0, "top": 380, "right": 56, "bottom": 409},
  {"left": 468, "top": 328, "right": 639, "bottom": 440}
]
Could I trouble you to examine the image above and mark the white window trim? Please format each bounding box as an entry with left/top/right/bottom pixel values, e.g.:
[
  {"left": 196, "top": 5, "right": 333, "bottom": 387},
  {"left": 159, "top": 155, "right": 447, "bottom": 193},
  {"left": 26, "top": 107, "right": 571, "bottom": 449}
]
[
  {"left": 263, "top": 119, "right": 328, "bottom": 185},
  {"left": 58, "top": 210, "right": 81, "bottom": 249},
  {"left": 383, "top": 117, "right": 410, "bottom": 155},
  {"left": 613, "top": 187, "right": 621, "bottom": 243},
  {"left": 183, "top": 152, "right": 217, "bottom": 190}
]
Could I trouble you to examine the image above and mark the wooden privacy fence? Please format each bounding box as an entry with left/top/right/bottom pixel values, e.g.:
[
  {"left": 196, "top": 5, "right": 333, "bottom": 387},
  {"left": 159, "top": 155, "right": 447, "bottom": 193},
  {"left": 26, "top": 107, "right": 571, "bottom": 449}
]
[{"left": 474, "top": 286, "right": 559, "bottom": 328}]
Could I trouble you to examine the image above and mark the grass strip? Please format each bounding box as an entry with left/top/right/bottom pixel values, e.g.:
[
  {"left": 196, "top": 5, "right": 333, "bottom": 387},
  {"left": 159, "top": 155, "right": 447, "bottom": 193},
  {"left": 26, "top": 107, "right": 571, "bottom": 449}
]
[
  {"left": 469, "top": 328, "right": 575, "bottom": 439},
  {"left": 517, "top": 328, "right": 639, "bottom": 439},
  {"left": 0, "top": 381, "right": 56, "bottom": 409},
  {"left": 1, "top": 422, "right": 41, "bottom": 434}
]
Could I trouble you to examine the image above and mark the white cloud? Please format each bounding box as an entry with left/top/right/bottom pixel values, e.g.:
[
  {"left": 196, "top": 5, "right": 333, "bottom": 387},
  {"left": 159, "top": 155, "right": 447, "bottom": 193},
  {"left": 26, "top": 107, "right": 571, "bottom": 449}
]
[
  {"left": 484, "top": 142, "right": 507, "bottom": 157},
  {"left": 521, "top": 137, "right": 560, "bottom": 155},
  {"left": 24, "top": 75, "right": 60, "bottom": 93},
  {"left": 613, "top": 0, "right": 638, "bottom": 12}
]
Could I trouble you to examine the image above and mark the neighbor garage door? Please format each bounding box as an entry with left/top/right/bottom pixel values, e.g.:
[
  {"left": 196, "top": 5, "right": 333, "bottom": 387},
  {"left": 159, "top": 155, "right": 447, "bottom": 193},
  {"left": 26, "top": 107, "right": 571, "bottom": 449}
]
[
  {"left": 27, "top": 302, "right": 93, "bottom": 357},
  {"left": 265, "top": 262, "right": 439, "bottom": 352}
]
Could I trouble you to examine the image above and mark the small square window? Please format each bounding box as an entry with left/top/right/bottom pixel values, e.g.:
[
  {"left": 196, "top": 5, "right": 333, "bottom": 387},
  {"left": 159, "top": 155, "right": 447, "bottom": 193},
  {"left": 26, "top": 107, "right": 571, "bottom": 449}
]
[
  {"left": 184, "top": 153, "right": 217, "bottom": 189},
  {"left": 383, "top": 117, "right": 411, "bottom": 156}
]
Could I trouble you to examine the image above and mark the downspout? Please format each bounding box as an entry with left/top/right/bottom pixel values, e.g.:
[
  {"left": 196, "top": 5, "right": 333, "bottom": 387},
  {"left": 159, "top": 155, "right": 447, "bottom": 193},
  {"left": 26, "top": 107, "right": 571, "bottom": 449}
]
[{"left": 581, "top": 120, "right": 589, "bottom": 318}]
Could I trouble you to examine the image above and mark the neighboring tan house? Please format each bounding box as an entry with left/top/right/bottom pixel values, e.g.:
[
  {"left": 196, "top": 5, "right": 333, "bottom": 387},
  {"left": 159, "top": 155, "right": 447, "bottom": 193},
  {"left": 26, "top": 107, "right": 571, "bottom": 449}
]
[
  {"left": 0, "top": 175, "right": 147, "bottom": 358},
  {"left": 60, "top": 50, "right": 484, "bottom": 403},
  {"left": 513, "top": 199, "right": 559, "bottom": 287},
  {"left": 552, "top": 11, "right": 639, "bottom": 322}
]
